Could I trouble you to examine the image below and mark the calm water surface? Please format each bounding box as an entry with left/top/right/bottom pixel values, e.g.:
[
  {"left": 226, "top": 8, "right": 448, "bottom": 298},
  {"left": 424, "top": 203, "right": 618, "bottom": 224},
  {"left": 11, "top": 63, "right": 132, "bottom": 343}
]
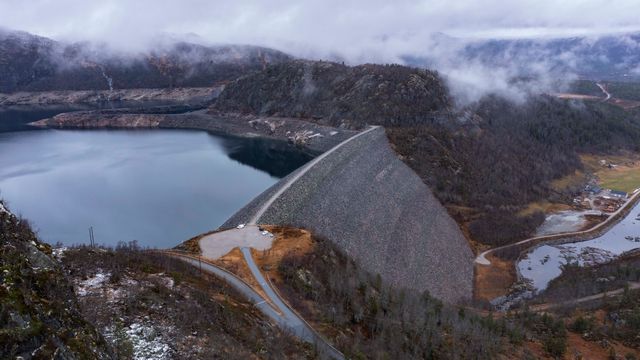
[{"left": 0, "top": 129, "right": 311, "bottom": 247}]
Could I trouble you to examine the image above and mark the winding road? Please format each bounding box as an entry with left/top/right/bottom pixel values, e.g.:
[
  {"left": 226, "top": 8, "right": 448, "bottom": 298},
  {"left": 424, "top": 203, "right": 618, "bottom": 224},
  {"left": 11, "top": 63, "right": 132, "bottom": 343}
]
[
  {"left": 596, "top": 82, "right": 611, "bottom": 102},
  {"left": 476, "top": 189, "right": 640, "bottom": 265},
  {"left": 160, "top": 250, "right": 344, "bottom": 359},
  {"left": 531, "top": 281, "right": 640, "bottom": 312},
  {"left": 162, "top": 251, "right": 282, "bottom": 318}
]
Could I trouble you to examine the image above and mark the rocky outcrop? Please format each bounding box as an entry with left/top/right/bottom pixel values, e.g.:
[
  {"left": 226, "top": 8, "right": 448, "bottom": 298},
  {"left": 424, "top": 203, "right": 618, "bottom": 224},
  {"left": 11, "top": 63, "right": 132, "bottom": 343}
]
[
  {"left": 0, "top": 202, "right": 113, "bottom": 359},
  {"left": 212, "top": 60, "right": 451, "bottom": 129},
  {"left": 0, "top": 86, "right": 220, "bottom": 106},
  {"left": 32, "top": 111, "right": 164, "bottom": 128},
  {"left": 223, "top": 128, "right": 474, "bottom": 303},
  {"left": 32, "top": 109, "right": 357, "bottom": 154}
]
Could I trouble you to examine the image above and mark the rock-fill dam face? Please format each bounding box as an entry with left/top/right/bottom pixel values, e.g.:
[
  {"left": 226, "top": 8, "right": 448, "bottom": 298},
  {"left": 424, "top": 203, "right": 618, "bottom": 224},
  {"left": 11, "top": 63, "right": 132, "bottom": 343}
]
[{"left": 223, "top": 127, "right": 474, "bottom": 303}]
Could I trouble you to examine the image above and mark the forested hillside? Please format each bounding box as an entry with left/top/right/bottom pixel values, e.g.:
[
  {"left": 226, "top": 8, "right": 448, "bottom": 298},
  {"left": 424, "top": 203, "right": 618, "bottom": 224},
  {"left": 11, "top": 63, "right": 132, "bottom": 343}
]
[
  {"left": 0, "top": 30, "right": 291, "bottom": 93},
  {"left": 213, "top": 59, "right": 450, "bottom": 128},
  {"left": 214, "top": 60, "right": 640, "bottom": 246},
  {"left": 390, "top": 96, "right": 640, "bottom": 245}
]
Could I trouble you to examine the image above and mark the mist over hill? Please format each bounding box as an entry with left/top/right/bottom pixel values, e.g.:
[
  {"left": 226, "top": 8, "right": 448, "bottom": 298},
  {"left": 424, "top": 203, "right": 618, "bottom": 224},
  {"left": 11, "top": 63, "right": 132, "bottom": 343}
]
[{"left": 0, "top": 29, "right": 291, "bottom": 93}]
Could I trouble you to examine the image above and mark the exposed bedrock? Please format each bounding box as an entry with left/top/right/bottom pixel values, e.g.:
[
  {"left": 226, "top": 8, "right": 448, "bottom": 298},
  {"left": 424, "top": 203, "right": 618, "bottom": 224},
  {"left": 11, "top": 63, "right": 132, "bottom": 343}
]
[{"left": 224, "top": 127, "right": 474, "bottom": 303}]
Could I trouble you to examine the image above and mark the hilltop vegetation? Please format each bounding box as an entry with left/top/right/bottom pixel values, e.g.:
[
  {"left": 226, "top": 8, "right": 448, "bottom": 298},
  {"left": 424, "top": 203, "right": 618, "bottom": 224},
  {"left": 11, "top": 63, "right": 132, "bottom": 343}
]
[
  {"left": 213, "top": 60, "right": 640, "bottom": 246},
  {"left": 0, "top": 202, "right": 112, "bottom": 359},
  {"left": 213, "top": 59, "right": 450, "bottom": 128},
  {"left": 0, "top": 29, "right": 291, "bottom": 93},
  {"left": 391, "top": 97, "right": 640, "bottom": 245}
]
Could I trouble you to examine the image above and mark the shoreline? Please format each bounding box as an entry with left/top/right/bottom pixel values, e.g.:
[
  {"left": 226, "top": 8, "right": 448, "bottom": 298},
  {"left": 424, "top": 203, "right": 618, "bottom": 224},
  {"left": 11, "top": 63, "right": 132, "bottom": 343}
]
[
  {"left": 0, "top": 87, "right": 221, "bottom": 106},
  {"left": 29, "top": 108, "right": 358, "bottom": 154}
]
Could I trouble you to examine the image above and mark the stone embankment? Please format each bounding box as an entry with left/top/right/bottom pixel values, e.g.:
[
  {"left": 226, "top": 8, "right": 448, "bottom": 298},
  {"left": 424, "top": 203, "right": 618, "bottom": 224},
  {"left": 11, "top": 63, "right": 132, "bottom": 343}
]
[
  {"left": 31, "top": 110, "right": 357, "bottom": 153},
  {"left": 0, "top": 86, "right": 219, "bottom": 106},
  {"left": 224, "top": 127, "right": 474, "bottom": 303}
]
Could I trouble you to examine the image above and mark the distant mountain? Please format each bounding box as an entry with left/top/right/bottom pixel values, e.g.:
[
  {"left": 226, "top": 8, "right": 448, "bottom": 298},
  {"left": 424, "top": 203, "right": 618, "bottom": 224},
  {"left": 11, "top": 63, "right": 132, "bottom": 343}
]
[
  {"left": 463, "top": 33, "right": 640, "bottom": 80},
  {"left": 404, "top": 32, "right": 640, "bottom": 82},
  {"left": 0, "top": 29, "right": 292, "bottom": 93}
]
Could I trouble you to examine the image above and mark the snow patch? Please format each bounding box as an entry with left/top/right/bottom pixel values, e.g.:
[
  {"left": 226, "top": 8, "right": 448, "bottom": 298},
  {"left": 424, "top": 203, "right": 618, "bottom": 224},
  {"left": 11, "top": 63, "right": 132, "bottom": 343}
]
[
  {"left": 126, "top": 322, "right": 172, "bottom": 360},
  {"left": 75, "top": 271, "right": 110, "bottom": 296},
  {"left": 52, "top": 247, "right": 68, "bottom": 261}
]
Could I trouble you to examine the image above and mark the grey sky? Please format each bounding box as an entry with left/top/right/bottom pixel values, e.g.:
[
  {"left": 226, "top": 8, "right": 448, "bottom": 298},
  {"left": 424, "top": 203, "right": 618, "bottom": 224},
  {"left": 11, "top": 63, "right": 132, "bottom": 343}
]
[{"left": 1, "top": 0, "right": 639, "bottom": 61}]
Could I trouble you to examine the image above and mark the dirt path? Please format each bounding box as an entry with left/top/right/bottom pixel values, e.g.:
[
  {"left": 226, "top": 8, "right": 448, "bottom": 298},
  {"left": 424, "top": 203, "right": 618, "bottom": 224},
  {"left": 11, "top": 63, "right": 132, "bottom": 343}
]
[
  {"left": 476, "top": 189, "right": 640, "bottom": 265},
  {"left": 160, "top": 248, "right": 344, "bottom": 359},
  {"left": 531, "top": 282, "right": 640, "bottom": 312},
  {"left": 596, "top": 82, "right": 612, "bottom": 101}
]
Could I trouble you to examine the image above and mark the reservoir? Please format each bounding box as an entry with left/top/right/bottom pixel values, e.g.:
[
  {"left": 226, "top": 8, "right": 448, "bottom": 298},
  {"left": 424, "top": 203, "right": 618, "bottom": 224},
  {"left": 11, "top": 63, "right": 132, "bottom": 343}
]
[{"left": 0, "top": 128, "right": 311, "bottom": 248}]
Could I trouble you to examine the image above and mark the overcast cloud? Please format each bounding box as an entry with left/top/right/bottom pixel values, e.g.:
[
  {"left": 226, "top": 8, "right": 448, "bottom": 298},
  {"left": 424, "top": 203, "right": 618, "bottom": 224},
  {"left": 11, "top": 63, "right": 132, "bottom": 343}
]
[
  {"left": 2, "top": 0, "right": 638, "bottom": 103},
  {"left": 1, "top": 0, "right": 639, "bottom": 60}
]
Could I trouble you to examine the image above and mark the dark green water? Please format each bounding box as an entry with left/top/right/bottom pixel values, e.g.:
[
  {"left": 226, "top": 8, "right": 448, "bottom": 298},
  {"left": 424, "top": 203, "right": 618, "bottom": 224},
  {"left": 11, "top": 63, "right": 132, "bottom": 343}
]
[{"left": 0, "top": 127, "right": 311, "bottom": 248}]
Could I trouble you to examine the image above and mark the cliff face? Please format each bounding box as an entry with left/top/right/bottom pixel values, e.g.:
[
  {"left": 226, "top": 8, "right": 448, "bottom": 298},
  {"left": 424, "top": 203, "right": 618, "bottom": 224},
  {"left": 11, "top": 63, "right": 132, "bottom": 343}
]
[
  {"left": 0, "top": 202, "right": 112, "bottom": 359},
  {"left": 213, "top": 60, "right": 451, "bottom": 129},
  {"left": 0, "top": 29, "right": 291, "bottom": 93},
  {"left": 224, "top": 128, "right": 474, "bottom": 303}
]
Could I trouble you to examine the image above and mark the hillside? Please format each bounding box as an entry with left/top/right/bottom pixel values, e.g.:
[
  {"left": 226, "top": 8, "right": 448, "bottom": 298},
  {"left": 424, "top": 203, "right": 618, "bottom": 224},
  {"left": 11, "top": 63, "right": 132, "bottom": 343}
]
[
  {"left": 390, "top": 96, "right": 640, "bottom": 245},
  {"left": 0, "top": 201, "right": 314, "bottom": 359},
  {"left": 0, "top": 202, "right": 112, "bottom": 359},
  {"left": 212, "top": 60, "right": 451, "bottom": 128},
  {"left": 213, "top": 61, "right": 640, "bottom": 246},
  {"left": 0, "top": 29, "right": 291, "bottom": 93}
]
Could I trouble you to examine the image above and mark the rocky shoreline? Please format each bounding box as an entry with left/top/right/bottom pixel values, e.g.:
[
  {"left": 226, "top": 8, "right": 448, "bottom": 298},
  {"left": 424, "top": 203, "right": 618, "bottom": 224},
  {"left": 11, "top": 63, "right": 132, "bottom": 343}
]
[
  {"left": 0, "top": 87, "right": 221, "bottom": 106},
  {"left": 30, "top": 109, "right": 357, "bottom": 153}
]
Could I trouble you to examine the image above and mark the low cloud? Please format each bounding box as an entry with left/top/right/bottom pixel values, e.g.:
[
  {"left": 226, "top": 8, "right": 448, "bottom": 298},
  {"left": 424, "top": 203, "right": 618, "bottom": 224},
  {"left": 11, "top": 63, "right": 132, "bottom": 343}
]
[{"left": 1, "top": 0, "right": 638, "bottom": 103}]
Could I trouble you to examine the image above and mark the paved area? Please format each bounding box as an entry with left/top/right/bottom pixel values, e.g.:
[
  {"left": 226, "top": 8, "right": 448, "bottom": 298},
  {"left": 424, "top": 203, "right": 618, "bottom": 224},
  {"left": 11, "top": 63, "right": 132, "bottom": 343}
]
[{"left": 199, "top": 225, "right": 273, "bottom": 260}]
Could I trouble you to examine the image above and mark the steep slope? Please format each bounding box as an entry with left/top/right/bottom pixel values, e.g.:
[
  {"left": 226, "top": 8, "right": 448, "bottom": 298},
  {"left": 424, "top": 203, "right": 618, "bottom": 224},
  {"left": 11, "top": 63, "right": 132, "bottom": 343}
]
[
  {"left": 0, "top": 29, "right": 291, "bottom": 93},
  {"left": 0, "top": 202, "right": 112, "bottom": 359},
  {"left": 390, "top": 96, "right": 640, "bottom": 246},
  {"left": 224, "top": 127, "right": 474, "bottom": 303},
  {"left": 213, "top": 60, "right": 450, "bottom": 128}
]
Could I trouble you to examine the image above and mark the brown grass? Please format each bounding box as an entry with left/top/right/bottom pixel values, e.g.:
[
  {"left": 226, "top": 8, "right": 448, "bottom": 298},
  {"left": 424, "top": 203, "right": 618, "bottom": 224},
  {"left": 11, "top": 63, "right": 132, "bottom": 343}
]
[
  {"left": 474, "top": 254, "right": 516, "bottom": 301},
  {"left": 518, "top": 201, "right": 573, "bottom": 217},
  {"left": 205, "top": 226, "right": 315, "bottom": 311},
  {"left": 581, "top": 153, "right": 640, "bottom": 193},
  {"left": 254, "top": 226, "right": 315, "bottom": 283}
]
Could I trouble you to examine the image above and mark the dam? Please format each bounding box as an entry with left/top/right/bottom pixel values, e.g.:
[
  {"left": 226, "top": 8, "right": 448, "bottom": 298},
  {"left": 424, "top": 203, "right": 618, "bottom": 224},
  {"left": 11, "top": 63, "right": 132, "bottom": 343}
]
[{"left": 224, "top": 126, "right": 474, "bottom": 303}]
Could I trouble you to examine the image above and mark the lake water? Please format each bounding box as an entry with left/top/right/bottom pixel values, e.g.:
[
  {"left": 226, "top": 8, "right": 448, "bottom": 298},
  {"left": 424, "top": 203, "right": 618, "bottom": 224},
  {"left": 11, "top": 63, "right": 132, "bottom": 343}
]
[
  {"left": 519, "top": 199, "right": 640, "bottom": 292},
  {"left": 0, "top": 128, "right": 311, "bottom": 248}
]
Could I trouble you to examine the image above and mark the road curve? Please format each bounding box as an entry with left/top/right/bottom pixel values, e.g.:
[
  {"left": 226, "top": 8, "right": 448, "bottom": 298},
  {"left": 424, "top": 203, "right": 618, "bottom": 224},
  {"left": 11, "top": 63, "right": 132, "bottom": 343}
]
[
  {"left": 160, "top": 250, "right": 344, "bottom": 359},
  {"left": 531, "top": 282, "right": 640, "bottom": 312},
  {"left": 476, "top": 189, "right": 640, "bottom": 265},
  {"left": 596, "top": 82, "right": 612, "bottom": 101},
  {"left": 159, "top": 252, "right": 283, "bottom": 320},
  {"left": 240, "top": 247, "right": 345, "bottom": 360},
  {"left": 248, "top": 125, "right": 380, "bottom": 225}
]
